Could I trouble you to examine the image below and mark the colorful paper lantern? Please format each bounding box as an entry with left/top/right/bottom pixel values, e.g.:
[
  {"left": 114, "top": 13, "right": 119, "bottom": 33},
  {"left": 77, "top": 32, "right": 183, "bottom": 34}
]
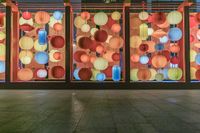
[
  {"left": 139, "top": 55, "right": 149, "bottom": 65},
  {"left": 19, "top": 36, "right": 34, "bottom": 50},
  {"left": 155, "top": 43, "right": 164, "bottom": 51},
  {"left": 53, "top": 23, "right": 63, "bottom": 32},
  {"left": 190, "top": 50, "right": 197, "bottom": 62},
  {"left": 51, "top": 36, "right": 65, "bottom": 48},
  {"left": 19, "top": 51, "right": 33, "bottom": 65},
  {"left": 93, "top": 57, "right": 108, "bottom": 70},
  {"left": 152, "top": 55, "right": 167, "bottom": 68},
  {"left": 19, "top": 24, "right": 34, "bottom": 32},
  {"left": 81, "top": 11, "right": 90, "bottom": 20},
  {"left": 49, "top": 16, "right": 62, "bottom": 28},
  {"left": 131, "top": 54, "right": 140, "bottom": 63},
  {"left": 74, "top": 16, "right": 85, "bottom": 29},
  {"left": 96, "top": 45, "right": 104, "bottom": 54},
  {"left": 36, "top": 69, "right": 47, "bottom": 79},
  {"left": 53, "top": 11, "right": 63, "bottom": 20},
  {"left": 149, "top": 68, "right": 157, "bottom": 81},
  {"left": 109, "top": 36, "right": 122, "bottom": 49},
  {"left": 96, "top": 73, "right": 106, "bottom": 81},
  {"left": 130, "top": 69, "right": 138, "bottom": 81},
  {"left": 73, "top": 68, "right": 80, "bottom": 80},
  {"left": 94, "top": 30, "right": 108, "bottom": 42},
  {"left": 111, "top": 23, "right": 121, "bottom": 33},
  {"left": 152, "top": 12, "right": 166, "bottom": 25},
  {"left": 38, "top": 29, "right": 47, "bottom": 45},
  {"left": 140, "top": 23, "right": 148, "bottom": 40},
  {"left": 152, "top": 29, "right": 167, "bottom": 39},
  {"left": 170, "top": 44, "right": 180, "bottom": 53},
  {"left": 91, "top": 69, "right": 101, "bottom": 80},
  {"left": 19, "top": 17, "right": 33, "bottom": 26},
  {"left": 34, "top": 52, "right": 49, "bottom": 65},
  {"left": 35, "top": 11, "right": 50, "bottom": 25},
  {"left": 112, "top": 53, "right": 120, "bottom": 61},
  {"left": 130, "top": 36, "right": 142, "bottom": 48},
  {"left": 139, "top": 11, "right": 149, "bottom": 20},
  {"left": 94, "top": 12, "right": 108, "bottom": 26},
  {"left": 168, "top": 27, "right": 182, "bottom": 41},
  {"left": 78, "top": 37, "right": 92, "bottom": 49},
  {"left": 90, "top": 28, "right": 98, "bottom": 36},
  {"left": 0, "top": 61, "right": 5, "bottom": 73},
  {"left": 160, "top": 36, "right": 168, "bottom": 44},
  {"left": 49, "top": 50, "right": 62, "bottom": 63},
  {"left": 103, "top": 51, "right": 115, "bottom": 62},
  {"left": 167, "top": 11, "right": 182, "bottom": 25},
  {"left": 106, "top": 17, "right": 116, "bottom": 28},
  {"left": 191, "top": 67, "right": 197, "bottom": 80},
  {"left": 139, "top": 43, "right": 149, "bottom": 52},
  {"left": 51, "top": 66, "right": 65, "bottom": 78},
  {"left": 73, "top": 51, "right": 86, "bottom": 63},
  {"left": 81, "top": 24, "right": 90, "bottom": 33},
  {"left": 22, "top": 11, "right": 32, "bottom": 20},
  {"left": 170, "top": 56, "right": 179, "bottom": 64},
  {"left": 145, "top": 41, "right": 155, "bottom": 53},
  {"left": 155, "top": 73, "right": 164, "bottom": 81},
  {"left": 111, "top": 11, "right": 121, "bottom": 21},
  {"left": 78, "top": 68, "right": 92, "bottom": 80},
  {"left": 34, "top": 39, "right": 47, "bottom": 51},
  {"left": 168, "top": 68, "right": 183, "bottom": 80},
  {"left": 157, "top": 20, "right": 170, "bottom": 29},
  {"left": 137, "top": 69, "right": 151, "bottom": 81},
  {"left": 17, "top": 68, "right": 33, "bottom": 81},
  {"left": 112, "top": 65, "right": 121, "bottom": 81},
  {"left": 195, "top": 53, "right": 200, "bottom": 65},
  {"left": 80, "top": 54, "right": 90, "bottom": 63},
  {"left": 102, "top": 66, "right": 112, "bottom": 78}
]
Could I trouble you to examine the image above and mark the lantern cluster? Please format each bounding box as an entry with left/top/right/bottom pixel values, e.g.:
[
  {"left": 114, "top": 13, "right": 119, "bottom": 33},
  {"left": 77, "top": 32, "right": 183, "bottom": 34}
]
[
  {"left": 17, "top": 11, "right": 65, "bottom": 81},
  {"left": 130, "top": 11, "right": 184, "bottom": 81},
  {"left": 73, "top": 11, "right": 124, "bottom": 81},
  {"left": 0, "top": 12, "right": 5, "bottom": 80}
]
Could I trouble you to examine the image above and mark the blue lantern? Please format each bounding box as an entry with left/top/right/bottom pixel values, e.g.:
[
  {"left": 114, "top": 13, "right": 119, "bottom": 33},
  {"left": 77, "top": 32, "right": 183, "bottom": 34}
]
[
  {"left": 160, "top": 36, "right": 168, "bottom": 44},
  {"left": 96, "top": 73, "right": 106, "bottom": 81},
  {"left": 38, "top": 29, "right": 47, "bottom": 45},
  {"left": 34, "top": 52, "right": 49, "bottom": 65},
  {"left": 73, "top": 68, "right": 80, "bottom": 80},
  {"left": 139, "top": 55, "right": 149, "bottom": 64},
  {"left": 112, "top": 65, "right": 121, "bottom": 81},
  {"left": 53, "top": 11, "right": 63, "bottom": 20},
  {"left": 0, "top": 61, "right": 5, "bottom": 73},
  {"left": 168, "top": 27, "right": 182, "bottom": 41},
  {"left": 155, "top": 43, "right": 164, "bottom": 51},
  {"left": 195, "top": 53, "right": 200, "bottom": 65}
]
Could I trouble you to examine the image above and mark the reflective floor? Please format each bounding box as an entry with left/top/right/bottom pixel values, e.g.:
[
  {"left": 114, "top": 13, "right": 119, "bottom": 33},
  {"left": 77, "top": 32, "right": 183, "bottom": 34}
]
[{"left": 0, "top": 90, "right": 200, "bottom": 133}]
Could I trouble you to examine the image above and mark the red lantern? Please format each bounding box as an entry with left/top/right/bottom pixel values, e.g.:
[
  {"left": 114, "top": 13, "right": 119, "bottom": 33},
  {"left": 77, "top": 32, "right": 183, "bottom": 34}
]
[
  {"left": 170, "top": 56, "right": 179, "bottom": 64},
  {"left": 19, "top": 24, "right": 34, "bottom": 32},
  {"left": 195, "top": 69, "right": 200, "bottom": 80},
  {"left": 102, "top": 66, "right": 112, "bottom": 77},
  {"left": 51, "top": 36, "right": 65, "bottom": 48},
  {"left": 94, "top": 30, "right": 108, "bottom": 42},
  {"left": 51, "top": 66, "right": 65, "bottom": 78},
  {"left": 73, "top": 51, "right": 86, "bottom": 63},
  {"left": 161, "top": 50, "right": 170, "bottom": 61},
  {"left": 152, "top": 12, "right": 166, "bottom": 25},
  {"left": 78, "top": 37, "right": 92, "bottom": 49},
  {"left": 53, "top": 52, "right": 62, "bottom": 60},
  {"left": 22, "top": 11, "right": 32, "bottom": 20},
  {"left": 78, "top": 68, "right": 92, "bottom": 80},
  {"left": 106, "top": 17, "right": 116, "bottom": 28},
  {"left": 53, "top": 23, "right": 63, "bottom": 32},
  {"left": 112, "top": 53, "right": 120, "bottom": 61},
  {"left": 139, "top": 44, "right": 149, "bottom": 52}
]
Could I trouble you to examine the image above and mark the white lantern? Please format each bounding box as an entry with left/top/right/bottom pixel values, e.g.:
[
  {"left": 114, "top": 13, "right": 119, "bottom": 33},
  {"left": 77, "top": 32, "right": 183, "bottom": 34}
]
[
  {"left": 94, "top": 12, "right": 108, "bottom": 26},
  {"left": 167, "top": 11, "right": 182, "bottom": 25},
  {"left": 139, "top": 11, "right": 149, "bottom": 20},
  {"left": 74, "top": 16, "right": 85, "bottom": 29},
  {"left": 19, "top": 17, "right": 33, "bottom": 26},
  {"left": 93, "top": 57, "right": 108, "bottom": 70},
  {"left": 81, "top": 24, "right": 90, "bottom": 33}
]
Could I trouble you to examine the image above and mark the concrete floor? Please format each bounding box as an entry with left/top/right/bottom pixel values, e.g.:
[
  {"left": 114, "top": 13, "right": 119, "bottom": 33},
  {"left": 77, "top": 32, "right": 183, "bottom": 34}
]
[{"left": 0, "top": 90, "right": 200, "bottom": 133}]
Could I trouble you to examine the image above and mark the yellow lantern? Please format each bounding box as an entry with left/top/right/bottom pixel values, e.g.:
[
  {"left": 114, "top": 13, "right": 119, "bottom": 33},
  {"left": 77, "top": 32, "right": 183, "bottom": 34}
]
[
  {"left": 19, "top": 36, "right": 34, "bottom": 50},
  {"left": 167, "top": 11, "right": 182, "bottom": 25},
  {"left": 74, "top": 16, "right": 85, "bottom": 29},
  {"left": 130, "top": 69, "right": 138, "bottom": 81},
  {"left": 139, "top": 23, "right": 148, "bottom": 40},
  {"left": 149, "top": 68, "right": 157, "bottom": 81},
  {"left": 34, "top": 39, "right": 47, "bottom": 51},
  {"left": 168, "top": 68, "right": 183, "bottom": 80},
  {"left": 0, "top": 31, "right": 5, "bottom": 41},
  {"left": 81, "top": 24, "right": 90, "bottom": 33},
  {"left": 130, "top": 36, "right": 142, "bottom": 48},
  {"left": 139, "top": 11, "right": 149, "bottom": 20},
  {"left": 90, "top": 69, "right": 101, "bottom": 80},
  {"left": 19, "top": 17, "right": 33, "bottom": 26},
  {"left": 190, "top": 49, "right": 197, "bottom": 62},
  {"left": 93, "top": 57, "right": 108, "bottom": 70},
  {"left": 49, "top": 16, "right": 62, "bottom": 28},
  {"left": 19, "top": 50, "right": 33, "bottom": 65},
  {"left": 191, "top": 67, "right": 197, "bottom": 80},
  {"left": 94, "top": 12, "right": 108, "bottom": 26},
  {"left": 111, "top": 11, "right": 121, "bottom": 21}
]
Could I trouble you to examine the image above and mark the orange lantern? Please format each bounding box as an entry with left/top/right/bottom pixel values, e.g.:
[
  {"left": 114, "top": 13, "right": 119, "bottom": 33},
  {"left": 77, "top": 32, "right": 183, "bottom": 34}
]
[
  {"left": 169, "top": 44, "right": 180, "bottom": 53},
  {"left": 17, "top": 68, "right": 33, "bottom": 81},
  {"left": 152, "top": 55, "right": 168, "bottom": 68},
  {"left": 109, "top": 36, "right": 122, "bottom": 49},
  {"left": 96, "top": 45, "right": 104, "bottom": 54},
  {"left": 152, "top": 29, "right": 167, "bottom": 38},
  {"left": 81, "top": 11, "right": 90, "bottom": 20},
  {"left": 111, "top": 23, "right": 121, "bottom": 33},
  {"left": 80, "top": 54, "right": 90, "bottom": 63},
  {"left": 35, "top": 11, "right": 50, "bottom": 25},
  {"left": 53, "top": 23, "right": 63, "bottom": 32},
  {"left": 137, "top": 69, "right": 151, "bottom": 81}
]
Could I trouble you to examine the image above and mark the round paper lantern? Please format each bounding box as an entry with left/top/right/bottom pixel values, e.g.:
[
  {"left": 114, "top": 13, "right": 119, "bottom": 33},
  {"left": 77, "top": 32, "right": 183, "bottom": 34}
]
[
  {"left": 157, "top": 20, "right": 170, "bottom": 29},
  {"left": 152, "top": 29, "right": 167, "bottom": 38},
  {"left": 152, "top": 12, "right": 166, "bottom": 25},
  {"left": 0, "top": 61, "right": 5, "bottom": 73},
  {"left": 80, "top": 54, "right": 90, "bottom": 63},
  {"left": 96, "top": 73, "right": 106, "bottom": 81},
  {"left": 90, "top": 56, "right": 96, "bottom": 63},
  {"left": 103, "top": 51, "right": 115, "bottom": 62},
  {"left": 195, "top": 13, "right": 200, "bottom": 23},
  {"left": 78, "top": 37, "right": 92, "bottom": 49},
  {"left": 190, "top": 50, "right": 197, "bottom": 62},
  {"left": 34, "top": 39, "right": 47, "bottom": 51},
  {"left": 155, "top": 73, "right": 164, "bottom": 81},
  {"left": 36, "top": 69, "right": 47, "bottom": 79},
  {"left": 78, "top": 68, "right": 92, "bottom": 80},
  {"left": 81, "top": 24, "right": 90, "bottom": 33},
  {"left": 170, "top": 44, "right": 180, "bottom": 53},
  {"left": 51, "top": 36, "right": 65, "bottom": 48},
  {"left": 131, "top": 17, "right": 142, "bottom": 30},
  {"left": 195, "top": 53, "right": 200, "bottom": 65},
  {"left": 74, "top": 16, "right": 85, "bottom": 29},
  {"left": 90, "top": 28, "right": 98, "bottom": 36},
  {"left": 51, "top": 66, "right": 65, "bottom": 78},
  {"left": 73, "top": 68, "right": 80, "bottom": 80},
  {"left": 148, "top": 28, "right": 154, "bottom": 36},
  {"left": 109, "top": 36, "right": 122, "bottom": 49},
  {"left": 168, "top": 27, "right": 182, "bottom": 41},
  {"left": 195, "top": 69, "right": 200, "bottom": 80},
  {"left": 19, "top": 17, "right": 33, "bottom": 26},
  {"left": 22, "top": 11, "right": 32, "bottom": 20},
  {"left": 49, "top": 50, "right": 62, "bottom": 62},
  {"left": 0, "top": 44, "right": 5, "bottom": 56},
  {"left": 167, "top": 11, "right": 182, "bottom": 25},
  {"left": 160, "top": 36, "right": 168, "bottom": 44},
  {"left": 137, "top": 69, "right": 151, "bottom": 81},
  {"left": 53, "top": 11, "right": 63, "bottom": 20},
  {"left": 19, "top": 36, "right": 34, "bottom": 50},
  {"left": 96, "top": 45, "right": 104, "bottom": 54},
  {"left": 19, "top": 51, "right": 33, "bottom": 65},
  {"left": 34, "top": 52, "right": 49, "bottom": 65},
  {"left": 131, "top": 54, "right": 140, "bottom": 63},
  {"left": 145, "top": 41, "right": 155, "bottom": 53},
  {"left": 49, "top": 16, "right": 62, "bottom": 28},
  {"left": 191, "top": 67, "right": 197, "bottom": 80},
  {"left": 35, "top": 11, "right": 50, "bottom": 25},
  {"left": 94, "top": 30, "right": 108, "bottom": 42},
  {"left": 196, "top": 29, "right": 200, "bottom": 40},
  {"left": 139, "top": 11, "right": 149, "bottom": 20},
  {"left": 19, "top": 24, "right": 34, "bottom": 32},
  {"left": 81, "top": 11, "right": 90, "bottom": 20},
  {"left": 17, "top": 68, "right": 33, "bottom": 81},
  {"left": 140, "top": 23, "right": 148, "bottom": 41},
  {"left": 53, "top": 23, "right": 63, "bottom": 32},
  {"left": 112, "top": 53, "right": 120, "bottom": 61},
  {"left": 170, "top": 56, "right": 179, "bottom": 64},
  {"left": 130, "top": 36, "right": 142, "bottom": 48},
  {"left": 152, "top": 55, "right": 167, "bottom": 68},
  {"left": 168, "top": 68, "right": 183, "bottom": 80},
  {"left": 111, "top": 23, "right": 121, "bottom": 33},
  {"left": 111, "top": 11, "right": 121, "bottom": 21},
  {"left": 106, "top": 17, "right": 116, "bottom": 28},
  {"left": 149, "top": 68, "right": 157, "bottom": 80},
  {"left": 139, "top": 55, "right": 149, "bottom": 65},
  {"left": 155, "top": 43, "right": 164, "bottom": 51},
  {"left": 73, "top": 51, "right": 86, "bottom": 62},
  {"left": 130, "top": 69, "right": 138, "bottom": 81},
  {"left": 93, "top": 57, "right": 108, "bottom": 70},
  {"left": 94, "top": 12, "right": 108, "bottom": 26},
  {"left": 139, "top": 43, "right": 149, "bottom": 52}
]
